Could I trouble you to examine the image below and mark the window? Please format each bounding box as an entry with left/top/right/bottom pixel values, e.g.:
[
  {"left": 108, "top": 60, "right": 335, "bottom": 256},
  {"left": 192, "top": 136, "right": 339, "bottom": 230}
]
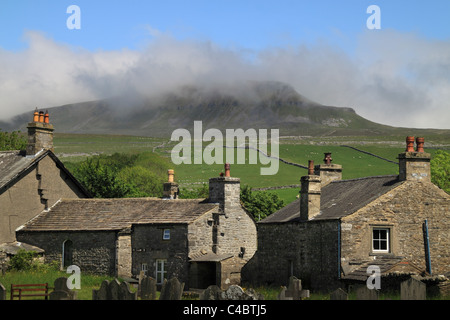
[
  {"left": 141, "top": 263, "right": 148, "bottom": 275},
  {"left": 156, "top": 259, "right": 167, "bottom": 285},
  {"left": 62, "top": 240, "right": 73, "bottom": 268},
  {"left": 163, "top": 229, "right": 170, "bottom": 240},
  {"left": 372, "top": 228, "right": 390, "bottom": 253}
]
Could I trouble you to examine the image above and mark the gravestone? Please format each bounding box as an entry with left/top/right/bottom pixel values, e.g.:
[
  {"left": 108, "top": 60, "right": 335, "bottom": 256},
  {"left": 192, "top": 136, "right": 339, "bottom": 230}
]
[
  {"left": 92, "top": 279, "right": 137, "bottom": 300},
  {"left": 0, "top": 283, "right": 6, "bottom": 300},
  {"left": 355, "top": 285, "right": 378, "bottom": 300},
  {"left": 278, "top": 276, "right": 310, "bottom": 300},
  {"left": 200, "top": 285, "right": 222, "bottom": 300},
  {"left": 93, "top": 280, "right": 110, "bottom": 300},
  {"left": 139, "top": 276, "right": 157, "bottom": 300},
  {"left": 50, "top": 277, "right": 77, "bottom": 300},
  {"left": 401, "top": 277, "right": 426, "bottom": 300},
  {"left": 330, "top": 288, "right": 348, "bottom": 300},
  {"left": 159, "top": 277, "right": 184, "bottom": 300}
]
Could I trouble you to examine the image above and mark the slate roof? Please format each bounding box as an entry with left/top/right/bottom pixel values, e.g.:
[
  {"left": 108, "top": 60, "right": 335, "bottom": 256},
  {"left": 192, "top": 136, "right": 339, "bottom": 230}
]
[
  {"left": 18, "top": 198, "right": 218, "bottom": 231},
  {"left": 0, "top": 149, "right": 90, "bottom": 197},
  {"left": 260, "top": 175, "right": 402, "bottom": 223}
]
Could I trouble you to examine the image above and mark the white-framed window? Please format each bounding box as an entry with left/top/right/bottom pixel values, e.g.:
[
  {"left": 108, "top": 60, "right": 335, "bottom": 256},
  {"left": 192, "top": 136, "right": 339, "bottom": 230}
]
[
  {"left": 141, "top": 263, "right": 148, "bottom": 275},
  {"left": 156, "top": 259, "right": 167, "bottom": 284},
  {"left": 163, "top": 229, "right": 171, "bottom": 240},
  {"left": 372, "top": 228, "right": 390, "bottom": 253}
]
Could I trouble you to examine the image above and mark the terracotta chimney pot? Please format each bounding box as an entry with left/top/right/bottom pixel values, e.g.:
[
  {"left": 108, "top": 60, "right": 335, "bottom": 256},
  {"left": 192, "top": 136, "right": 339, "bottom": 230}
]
[
  {"left": 44, "top": 110, "right": 49, "bottom": 124},
  {"left": 33, "top": 108, "right": 39, "bottom": 122},
  {"left": 167, "top": 169, "right": 174, "bottom": 182},
  {"left": 224, "top": 163, "right": 231, "bottom": 177},
  {"left": 38, "top": 111, "right": 44, "bottom": 123},
  {"left": 406, "top": 136, "right": 415, "bottom": 152},
  {"left": 416, "top": 137, "right": 425, "bottom": 153},
  {"left": 323, "top": 152, "right": 332, "bottom": 165},
  {"left": 308, "top": 160, "right": 314, "bottom": 175}
]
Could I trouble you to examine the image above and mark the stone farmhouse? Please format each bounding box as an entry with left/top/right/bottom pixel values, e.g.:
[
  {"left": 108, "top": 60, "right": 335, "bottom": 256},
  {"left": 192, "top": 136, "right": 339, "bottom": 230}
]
[
  {"left": 16, "top": 167, "right": 257, "bottom": 290},
  {"left": 0, "top": 110, "right": 90, "bottom": 246},
  {"left": 243, "top": 137, "right": 450, "bottom": 292},
  {"left": 2, "top": 111, "right": 257, "bottom": 290}
]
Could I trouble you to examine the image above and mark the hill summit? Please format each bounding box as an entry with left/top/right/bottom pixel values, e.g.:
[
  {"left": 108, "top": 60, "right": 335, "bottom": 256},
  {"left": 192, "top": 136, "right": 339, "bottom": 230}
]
[{"left": 2, "top": 81, "right": 392, "bottom": 137}]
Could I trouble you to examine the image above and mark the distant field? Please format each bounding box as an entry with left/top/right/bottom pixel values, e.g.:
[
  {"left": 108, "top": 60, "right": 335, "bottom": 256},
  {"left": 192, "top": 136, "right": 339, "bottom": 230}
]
[{"left": 54, "top": 133, "right": 446, "bottom": 205}]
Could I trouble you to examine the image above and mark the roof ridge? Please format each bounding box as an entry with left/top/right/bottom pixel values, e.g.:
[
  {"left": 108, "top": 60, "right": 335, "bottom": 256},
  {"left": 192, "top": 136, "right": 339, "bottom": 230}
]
[{"left": 329, "top": 175, "right": 398, "bottom": 184}]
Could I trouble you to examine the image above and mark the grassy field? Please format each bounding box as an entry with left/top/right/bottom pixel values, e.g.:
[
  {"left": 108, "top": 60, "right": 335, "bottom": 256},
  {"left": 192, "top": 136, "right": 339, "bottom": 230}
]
[{"left": 54, "top": 133, "right": 446, "bottom": 205}]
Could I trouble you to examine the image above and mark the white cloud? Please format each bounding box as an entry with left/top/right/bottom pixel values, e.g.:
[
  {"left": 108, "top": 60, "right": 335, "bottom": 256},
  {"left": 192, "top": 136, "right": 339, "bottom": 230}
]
[{"left": 0, "top": 29, "right": 449, "bottom": 129}]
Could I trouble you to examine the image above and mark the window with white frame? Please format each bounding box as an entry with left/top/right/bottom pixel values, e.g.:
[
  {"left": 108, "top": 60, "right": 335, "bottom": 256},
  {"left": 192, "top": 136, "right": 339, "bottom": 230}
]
[
  {"left": 156, "top": 259, "right": 167, "bottom": 284},
  {"left": 372, "top": 228, "right": 390, "bottom": 253},
  {"left": 141, "top": 263, "right": 148, "bottom": 275},
  {"left": 163, "top": 229, "right": 170, "bottom": 240}
]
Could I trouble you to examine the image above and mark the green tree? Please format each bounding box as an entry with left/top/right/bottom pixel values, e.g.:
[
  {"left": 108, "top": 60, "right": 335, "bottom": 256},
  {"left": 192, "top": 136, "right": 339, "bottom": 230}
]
[
  {"left": 240, "top": 185, "right": 285, "bottom": 221},
  {"left": 431, "top": 150, "right": 450, "bottom": 194},
  {"left": 74, "top": 158, "right": 134, "bottom": 198},
  {"left": 0, "top": 129, "right": 27, "bottom": 151},
  {"left": 117, "top": 166, "right": 164, "bottom": 197},
  {"left": 179, "top": 183, "right": 209, "bottom": 199}
]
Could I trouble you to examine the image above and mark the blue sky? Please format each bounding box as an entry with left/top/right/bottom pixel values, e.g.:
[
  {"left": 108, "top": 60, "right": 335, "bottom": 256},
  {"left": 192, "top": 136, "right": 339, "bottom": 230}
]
[
  {"left": 1, "top": 1, "right": 449, "bottom": 128},
  {"left": 2, "top": 1, "right": 449, "bottom": 52}
]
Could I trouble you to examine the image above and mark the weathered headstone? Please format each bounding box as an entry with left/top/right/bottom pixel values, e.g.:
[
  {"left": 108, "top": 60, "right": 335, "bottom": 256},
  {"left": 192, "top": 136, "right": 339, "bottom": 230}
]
[
  {"left": 401, "top": 277, "right": 426, "bottom": 300},
  {"left": 93, "top": 280, "right": 110, "bottom": 300},
  {"left": 355, "top": 285, "right": 378, "bottom": 300},
  {"left": 200, "top": 285, "right": 223, "bottom": 300},
  {"left": 159, "top": 277, "right": 184, "bottom": 300},
  {"left": 119, "top": 281, "right": 136, "bottom": 300},
  {"left": 92, "top": 279, "right": 137, "bottom": 300},
  {"left": 0, "top": 283, "right": 6, "bottom": 300},
  {"left": 139, "top": 276, "right": 157, "bottom": 300},
  {"left": 278, "top": 276, "right": 310, "bottom": 300},
  {"left": 51, "top": 277, "right": 77, "bottom": 300},
  {"left": 330, "top": 288, "right": 348, "bottom": 300}
]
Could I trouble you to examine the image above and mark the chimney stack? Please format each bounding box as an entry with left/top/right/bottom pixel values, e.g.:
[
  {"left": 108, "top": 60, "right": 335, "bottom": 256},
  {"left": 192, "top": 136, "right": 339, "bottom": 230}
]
[
  {"left": 209, "top": 163, "right": 240, "bottom": 215},
  {"left": 398, "top": 136, "right": 431, "bottom": 182},
  {"left": 314, "top": 152, "right": 342, "bottom": 186},
  {"left": 300, "top": 160, "right": 322, "bottom": 221},
  {"left": 26, "top": 109, "right": 54, "bottom": 156},
  {"left": 163, "top": 169, "right": 179, "bottom": 199}
]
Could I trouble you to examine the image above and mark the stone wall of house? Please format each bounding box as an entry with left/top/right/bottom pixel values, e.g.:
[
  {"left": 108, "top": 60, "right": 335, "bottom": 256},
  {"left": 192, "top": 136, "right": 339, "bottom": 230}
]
[
  {"left": 244, "top": 219, "right": 340, "bottom": 291},
  {"left": 340, "top": 181, "right": 450, "bottom": 276},
  {"left": 0, "top": 155, "right": 87, "bottom": 243},
  {"left": 132, "top": 224, "right": 190, "bottom": 284},
  {"left": 16, "top": 231, "right": 117, "bottom": 274},
  {"left": 208, "top": 177, "right": 257, "bottom": 261}
]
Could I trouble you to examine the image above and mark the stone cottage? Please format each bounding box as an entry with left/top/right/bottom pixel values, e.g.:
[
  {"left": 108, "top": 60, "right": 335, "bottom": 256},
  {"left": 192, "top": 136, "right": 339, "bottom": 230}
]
[
  {"left": 0, "top": 110, "right": 90, "bottom": 246},
  {"left": 16, "top": 165, "right": 257, "bottom": 290},
  {"left": 244, "top": 137, "right": 450, "bottom": 292}
]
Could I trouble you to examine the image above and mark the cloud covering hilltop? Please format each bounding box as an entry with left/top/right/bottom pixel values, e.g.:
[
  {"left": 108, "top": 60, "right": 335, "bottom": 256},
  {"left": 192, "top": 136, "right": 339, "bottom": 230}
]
[{"left": 0, "top": 28, "right": 449, "bottom": 129}]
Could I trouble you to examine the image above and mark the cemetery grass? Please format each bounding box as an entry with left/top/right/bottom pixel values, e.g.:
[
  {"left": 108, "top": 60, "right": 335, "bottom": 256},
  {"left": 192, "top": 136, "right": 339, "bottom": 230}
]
[{"left": 0, "top": 269, "right": 124, "bottom": 300}]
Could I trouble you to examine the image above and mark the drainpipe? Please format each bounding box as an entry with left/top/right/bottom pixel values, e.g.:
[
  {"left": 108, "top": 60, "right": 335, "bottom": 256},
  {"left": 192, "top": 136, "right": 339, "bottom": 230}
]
[
  {"left": 423, "top": 219, "right": 432, "bottom": 275},
  {"left": 337, "top": 220, "right": 341, "bottom": 279}
]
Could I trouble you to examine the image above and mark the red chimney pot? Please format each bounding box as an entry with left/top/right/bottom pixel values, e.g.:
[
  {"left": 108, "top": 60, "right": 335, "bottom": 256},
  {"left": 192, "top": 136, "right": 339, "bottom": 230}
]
[
  {"left": 416, "top": 137, "right": 425, "bottom": 152},
  {"left": 308, "top": 160, "right": 314, "bottom": 175},
  {"left": 44, "top": 110, "right": 49, "bottom": 124},
  {"left": 224, "top": 163, "right": 231, "bottom": 177},
  {"left": 406, "top": 136, "right": 415, "bottom": 152}
]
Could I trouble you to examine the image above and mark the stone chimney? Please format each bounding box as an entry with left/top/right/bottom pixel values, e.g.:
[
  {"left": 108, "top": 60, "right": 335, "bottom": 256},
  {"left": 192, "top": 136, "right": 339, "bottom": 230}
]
[
  {"left": 398, "top": 136, "right": 431, "bottom": 182},
  {"left": 163, "top": 169, "right": 179, "bottom": 199},
  {"left": 26, "top": 109, "right": 54, "bottom": 156},
  {"left": 314, "top": 152, "right": 342, "bottom": 186},
  {"left": 208, "top": 163, "right": 240, "bottom": 215},
  {"left": 300, "top": 160, "right": 322, "bottom": 221}
]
